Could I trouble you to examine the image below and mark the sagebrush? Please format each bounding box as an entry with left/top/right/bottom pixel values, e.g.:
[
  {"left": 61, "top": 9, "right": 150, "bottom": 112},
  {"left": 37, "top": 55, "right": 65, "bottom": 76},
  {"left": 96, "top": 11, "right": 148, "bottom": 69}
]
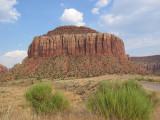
[
  {"left": 87, "top": 80, "right": 157, "bottom": 120},
  {"left": 25, "top": 82, "right": 70, "bottom": 114}
]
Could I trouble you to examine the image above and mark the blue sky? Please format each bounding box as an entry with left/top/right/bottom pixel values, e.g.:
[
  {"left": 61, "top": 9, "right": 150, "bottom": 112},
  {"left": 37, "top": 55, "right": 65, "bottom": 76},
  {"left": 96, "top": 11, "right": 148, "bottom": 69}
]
[{"left": 0, "top": 0, "right": 160, "bottom": 68}]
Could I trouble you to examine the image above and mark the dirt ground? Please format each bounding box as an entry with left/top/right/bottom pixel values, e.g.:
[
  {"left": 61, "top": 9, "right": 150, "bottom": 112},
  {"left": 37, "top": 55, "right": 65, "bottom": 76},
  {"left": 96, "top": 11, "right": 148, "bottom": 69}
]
[{"left": 0, "top": 74, "right": 160, "bottom": 120}]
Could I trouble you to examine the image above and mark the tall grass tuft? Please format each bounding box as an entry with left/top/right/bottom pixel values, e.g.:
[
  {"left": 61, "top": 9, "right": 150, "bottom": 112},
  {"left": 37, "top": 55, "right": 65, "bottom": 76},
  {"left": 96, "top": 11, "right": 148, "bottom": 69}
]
[
  {"left": 86, "top": 80, "right": 157, "bottom": 120},
  {"left": 25, "top": 82, "right": 69, "bottom": 114}
]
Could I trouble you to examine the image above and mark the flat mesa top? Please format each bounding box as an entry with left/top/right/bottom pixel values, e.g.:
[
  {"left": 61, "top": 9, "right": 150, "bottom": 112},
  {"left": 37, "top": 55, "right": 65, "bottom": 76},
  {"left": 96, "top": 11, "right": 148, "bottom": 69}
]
[{"left": 46, "top": 26, "right": 99, "bottom": 35}]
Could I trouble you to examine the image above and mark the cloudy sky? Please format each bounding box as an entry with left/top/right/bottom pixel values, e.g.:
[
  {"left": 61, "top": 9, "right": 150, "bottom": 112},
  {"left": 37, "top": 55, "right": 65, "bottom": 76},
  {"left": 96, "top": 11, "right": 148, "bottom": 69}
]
[{"left": 0, "top": 0, "right": 160, "bottom": 68}]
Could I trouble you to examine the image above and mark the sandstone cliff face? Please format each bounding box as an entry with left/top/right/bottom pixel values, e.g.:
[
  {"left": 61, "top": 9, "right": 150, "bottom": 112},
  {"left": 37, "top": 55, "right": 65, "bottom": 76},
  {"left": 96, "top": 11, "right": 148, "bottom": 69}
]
[
  {"left": 131, "top": 55, "right": 160, "bottom": 73},
  {"left": 28, "top": 33, "right": 127, "bottom": 59},
  {"left": 0, "top": 64, "right": 8, "bottom": 75}
]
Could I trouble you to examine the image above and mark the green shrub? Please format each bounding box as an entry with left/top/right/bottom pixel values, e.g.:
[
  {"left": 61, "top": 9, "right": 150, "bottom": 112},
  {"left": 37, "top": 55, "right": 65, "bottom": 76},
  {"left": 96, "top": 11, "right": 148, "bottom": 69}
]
[
  {"left": 25, "top": 82, "right": 69, "bottom": 114},
  {"left": 49, "top": 92, "right": 70, "bottom": 112},
  {"left": 87, "top": 80, "right": 157, "bottom": 120}
]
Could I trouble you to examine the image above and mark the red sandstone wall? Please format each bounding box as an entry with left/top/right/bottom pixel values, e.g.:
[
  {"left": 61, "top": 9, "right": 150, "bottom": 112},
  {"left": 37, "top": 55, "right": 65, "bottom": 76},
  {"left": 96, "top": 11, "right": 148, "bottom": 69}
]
[{"left": 28, "top": 33, "right": 127, "bottom": 59}]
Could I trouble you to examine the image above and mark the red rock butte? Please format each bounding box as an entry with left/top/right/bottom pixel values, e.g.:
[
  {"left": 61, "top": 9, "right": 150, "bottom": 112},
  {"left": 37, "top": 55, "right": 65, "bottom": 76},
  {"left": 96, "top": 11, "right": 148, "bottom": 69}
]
[
  {"left": 28, "top": 26, "right": 128, "bottom": 59},
  {"left": 0, "top": 26, "right": 148, "bottom": 81}
]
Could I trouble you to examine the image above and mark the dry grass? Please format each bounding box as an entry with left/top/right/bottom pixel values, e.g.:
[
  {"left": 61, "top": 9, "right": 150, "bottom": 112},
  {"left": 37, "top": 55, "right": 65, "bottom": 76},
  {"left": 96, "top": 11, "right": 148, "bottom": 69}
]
[
  {"left": 0, "top": 105, "right": 105, "bottom": 120},
  {"left": 0, "top": 74, "right": 160, "bottom": 120}
]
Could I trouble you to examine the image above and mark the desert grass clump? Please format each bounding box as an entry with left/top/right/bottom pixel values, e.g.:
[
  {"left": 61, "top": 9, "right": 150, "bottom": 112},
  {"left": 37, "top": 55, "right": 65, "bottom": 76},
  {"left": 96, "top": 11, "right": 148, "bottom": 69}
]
[
  {"left": 25, "top": 82, "right": 69, "bottom": 114},
  {"left": 87, "top": 80, "right": 157, "bottom": 120}
]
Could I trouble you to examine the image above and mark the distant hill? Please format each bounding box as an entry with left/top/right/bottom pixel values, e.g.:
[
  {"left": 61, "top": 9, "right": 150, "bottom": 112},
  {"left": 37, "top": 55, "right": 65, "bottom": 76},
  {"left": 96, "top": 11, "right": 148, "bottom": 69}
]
[{"left": 131, "top": 55, "right": 160, "bottom": 74}]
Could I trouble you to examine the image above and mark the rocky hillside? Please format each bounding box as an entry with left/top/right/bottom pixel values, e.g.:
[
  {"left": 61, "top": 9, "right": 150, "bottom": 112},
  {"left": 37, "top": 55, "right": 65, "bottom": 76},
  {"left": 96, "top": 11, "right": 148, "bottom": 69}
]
[
  {"left": 0, "top": 64, "right": 8, "bottom": 75},
  {"left": 131, "top": 55, "right": 160, "bottom": 74},
  {"left": 1, "top": 55, "right": 147, "bottom": 81},
  {"left": 0, "top": 26, "right": 148, "bottom": 81}
]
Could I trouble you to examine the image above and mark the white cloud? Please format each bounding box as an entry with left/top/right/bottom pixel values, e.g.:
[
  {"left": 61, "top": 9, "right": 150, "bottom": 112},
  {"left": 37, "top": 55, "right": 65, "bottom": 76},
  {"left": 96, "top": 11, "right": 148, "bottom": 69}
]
[
  {"left": 18, "top": 43, "right": 22, "bottom": 46},
  {"left": 60, "top": 8, "right": 85, "bottom": 26},
  {"left": 97, "top": 0, "right": 160, "bottom": 56},
  {"left": 4, "top": 50, "right": 27, "bottom": 58},
  {"left": 100, "top": 14, "right": 122, "bottom": 25},
  {"left": 0, "top": 50, "right": 27, "bottom": 68},
  {"left": 125, "top": 37, "right": 160, "bottom": 51},
  {"left": 96, "top": 0, "right": 111, "bottom": 8},
  {"left": 92, "top": 8, "right": 99, "bottom": 14},
  {"left": 60, "top": 3, "right": 65, "bottom": 7},
  {"left": 128, "top": 46, "right": 160, "bottom": 57},
  {"left": 109, "top": 31, "right": 119, "bottom": 36},
  {"left": 92, "top": 0, "right": 111, "bottom": 14},
  {"left": 100, "top": 0, "right": 160, "bottom": 34},
  {"left": 0, "top": 0, "right": 20, "bottom": 23}
]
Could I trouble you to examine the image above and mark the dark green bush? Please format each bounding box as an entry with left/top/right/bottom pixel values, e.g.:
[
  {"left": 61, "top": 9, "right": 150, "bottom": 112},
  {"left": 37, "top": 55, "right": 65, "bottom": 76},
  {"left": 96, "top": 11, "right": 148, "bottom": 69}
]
[
  {"left": 25, "top": 82, "right": 69, "bottom": 114},
  {"left": 87, "top": 80, "right": 157, "bottom": 120}
]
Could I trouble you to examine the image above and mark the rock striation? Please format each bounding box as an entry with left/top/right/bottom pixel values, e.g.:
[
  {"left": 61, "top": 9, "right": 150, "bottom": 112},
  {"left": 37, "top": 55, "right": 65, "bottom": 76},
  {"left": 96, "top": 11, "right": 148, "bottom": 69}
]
[
  {"left": 131, "top": 55, "right": 160, "bottom": 73},
  {"left": 28, "top": 27, "right": 128, "bottom": 59},
  {"left": 0, "top": 64, "right": 8, "bottom": 75}
]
